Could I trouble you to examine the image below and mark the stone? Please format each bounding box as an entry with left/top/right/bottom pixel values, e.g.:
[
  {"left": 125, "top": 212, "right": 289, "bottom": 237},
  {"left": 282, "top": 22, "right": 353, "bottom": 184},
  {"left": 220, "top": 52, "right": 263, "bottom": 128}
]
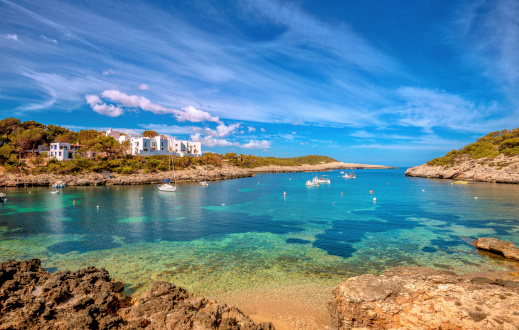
[
  {"left": 329, "top": 267, "right": 519, "bottom": 329},
  {"left": 475, "top": 237, "right": 519, "bottom": 261}
]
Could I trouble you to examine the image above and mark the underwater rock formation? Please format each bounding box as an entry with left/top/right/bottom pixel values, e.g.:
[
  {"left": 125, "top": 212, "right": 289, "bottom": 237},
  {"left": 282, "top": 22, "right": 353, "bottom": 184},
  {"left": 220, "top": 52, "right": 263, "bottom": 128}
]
[
  {"left": 329, "top": 266, "right": 519, "bottom": 329},
  {"left": 0, "top": 259, "right": 273, "bottom": 329}
]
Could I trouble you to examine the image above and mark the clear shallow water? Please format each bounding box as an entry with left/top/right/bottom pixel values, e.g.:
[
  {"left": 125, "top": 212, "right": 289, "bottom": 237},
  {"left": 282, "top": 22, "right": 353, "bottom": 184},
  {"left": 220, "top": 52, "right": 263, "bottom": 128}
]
[{"left": 1, "top": 168, "right": 519, "bottom": 296}]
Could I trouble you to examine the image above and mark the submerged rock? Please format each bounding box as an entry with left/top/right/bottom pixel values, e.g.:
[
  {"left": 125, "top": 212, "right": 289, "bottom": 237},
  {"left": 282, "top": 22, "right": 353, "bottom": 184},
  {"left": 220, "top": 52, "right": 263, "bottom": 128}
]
[
  {"left": 475, "top": 237, "right": 519, "bottom": 261},
  {"left": 0, "top": 259, "right": 273, "bottom": 330},
  {"left": 329, "top": 267, "right": 519, "bottom": 329}
]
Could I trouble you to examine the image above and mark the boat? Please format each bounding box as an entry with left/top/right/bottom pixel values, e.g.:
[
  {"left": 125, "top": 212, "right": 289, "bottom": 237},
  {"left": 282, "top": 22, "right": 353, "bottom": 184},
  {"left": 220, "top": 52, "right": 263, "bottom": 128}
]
[
  {"left": 454, "top": 180, "right": 468, "bottom": 184},
  {"left": 200, "top": 181, "right": 209, "bottom": 186},
  {"left": 0, "top": 193, "right": 7, "bottom": 202},
  {"left": 306, "top": 177, "right": 319, "bottom": 187},
  {"left": 158, "top": 153, "right": 177, "bottom": 192},
  {"left": 50, "top": 190, "right": 60, "bottom": 194},
  {"left": 315, "top": 176, "right": 331, "bottom": 184},
  {"left": 340, "top": 171, "right": 345, "bottom": 174},
  {"left": 342, "top": 172, "right": 356, "bottom": 179}
]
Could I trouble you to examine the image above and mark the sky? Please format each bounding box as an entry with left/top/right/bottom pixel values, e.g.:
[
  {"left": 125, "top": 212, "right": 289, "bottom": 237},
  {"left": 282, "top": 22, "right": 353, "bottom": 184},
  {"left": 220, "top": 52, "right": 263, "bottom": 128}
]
[{"left": 1, "top": 0, "right": 518, "bottom": 167}]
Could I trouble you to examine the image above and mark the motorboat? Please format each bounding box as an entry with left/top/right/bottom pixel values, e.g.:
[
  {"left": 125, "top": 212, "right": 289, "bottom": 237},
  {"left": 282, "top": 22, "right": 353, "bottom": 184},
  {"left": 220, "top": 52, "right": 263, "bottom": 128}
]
[
  {"left": 200, "top": 181, "right": 209, "bottom": 186},
  {"left": 50, "top": 190, "right": 60, "bottom": 194},
  {"left": 342, "top": 172, "right": 356, "bottom": 179},
  {"left": 315, "top": 176, "right": 331, "bottom": 184},
  {"left": 454, "top": 180, "right": 468, "bottom": 184},
  {"left": 158, "top": 153, "right": 177, "bottom": 192},
  {"left": 52, "top": 182, "right": 66, "bottom": 188},
  {"left": 306, "top": 177, "right": 319, "bottom": 187},
  {"left": 0, "top": 193, "right": 7, "bottom": 202}
]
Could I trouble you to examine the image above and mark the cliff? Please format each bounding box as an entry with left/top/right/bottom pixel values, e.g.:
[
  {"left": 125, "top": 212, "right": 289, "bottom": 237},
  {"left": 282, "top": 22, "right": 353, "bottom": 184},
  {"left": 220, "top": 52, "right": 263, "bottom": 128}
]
[{"left": 405, "top": 154, "right": 519, "bottom": 183}]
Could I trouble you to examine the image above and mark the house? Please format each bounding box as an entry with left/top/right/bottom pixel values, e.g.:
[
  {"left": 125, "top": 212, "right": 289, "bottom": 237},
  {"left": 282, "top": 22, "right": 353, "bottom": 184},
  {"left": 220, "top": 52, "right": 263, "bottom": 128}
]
[
  {"left": 168, "top": 138, "right": 202, "bottom": 157},
  {"left": 48, "top": 142, "right": 77, "bottom": 161},
  {"left": 106, "top": 128, "right": 129, "bottom": 144},
  {"left": 129, "top": 135, "right": 169, "bottom": 156}
]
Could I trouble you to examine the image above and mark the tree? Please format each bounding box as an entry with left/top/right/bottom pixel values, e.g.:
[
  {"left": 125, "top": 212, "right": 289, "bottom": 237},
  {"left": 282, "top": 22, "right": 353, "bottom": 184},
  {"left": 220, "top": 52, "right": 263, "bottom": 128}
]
[
  {"left": 21, "top": 120, "right": 45, "bottom": 130},
  {"left": 10, "top": 127, "right": 46, "bottom": 155},
  {"left": 78, "top": 129, "right": 100, "bottom": 148},
  {"left": 46, "top": 125, "right": 76, "bottom": 144},
  {"left": 0, "top": 117, "right": 22, "bottom": 143},
  {"left": 142, "top": 130, "right": 158, "bottom": 138}
]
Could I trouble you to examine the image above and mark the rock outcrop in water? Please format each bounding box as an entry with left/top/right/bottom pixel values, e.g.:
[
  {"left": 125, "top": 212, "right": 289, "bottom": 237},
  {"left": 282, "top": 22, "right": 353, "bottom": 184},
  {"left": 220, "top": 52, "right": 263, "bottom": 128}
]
[
  {"left": 475, "top": 237, "right": 519, "bottom": 261},
  {"left": 329, "top": 267, "right": 519, "bottom": 329},
  {"left": 0, "top": 259, "right": 273, "bottom": 329}
]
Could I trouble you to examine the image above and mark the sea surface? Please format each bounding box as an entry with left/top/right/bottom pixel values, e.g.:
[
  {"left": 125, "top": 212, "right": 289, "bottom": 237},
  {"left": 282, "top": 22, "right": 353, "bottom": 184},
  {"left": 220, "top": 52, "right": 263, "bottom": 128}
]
[{"left": 1, "top": 168, "right": 519, "bottom": 296}]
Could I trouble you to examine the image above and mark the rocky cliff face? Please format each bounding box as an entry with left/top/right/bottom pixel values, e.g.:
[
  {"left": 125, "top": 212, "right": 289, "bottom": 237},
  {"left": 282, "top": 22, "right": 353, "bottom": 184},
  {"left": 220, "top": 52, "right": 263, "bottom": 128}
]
[
  {"left": 0, "top": 259, "right": 273, "bottom": 330},
  {"left": 405, "top": 154, "right": 519, "bottom": 183},
  {"left": 329, "top": 266, "right": 519, "bottom": 329}
]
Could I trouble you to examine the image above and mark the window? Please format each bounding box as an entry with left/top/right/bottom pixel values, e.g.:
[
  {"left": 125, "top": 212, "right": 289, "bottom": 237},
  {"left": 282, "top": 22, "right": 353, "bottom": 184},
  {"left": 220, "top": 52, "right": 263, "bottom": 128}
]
[
  {"left": 144, "top": 142, "right": 147, "bottom": 147},
  {"left": 59, "top": 152, "right": 62, "bottom": 156}
]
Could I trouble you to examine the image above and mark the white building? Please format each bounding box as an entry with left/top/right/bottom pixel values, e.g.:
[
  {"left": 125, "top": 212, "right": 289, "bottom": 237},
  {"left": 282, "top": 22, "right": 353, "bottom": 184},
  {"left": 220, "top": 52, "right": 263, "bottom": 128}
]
[
  {"left": 130, "top": 136, "right": 169, "bottom": 156},
  {"left": 48, "top": 142, "right": 77, "bottom": 161},
  {"left": 128, "top": 135, "right": 202, "bottom": 157},
  {"left": 106, "top": 128, "right": 129, "bottom": 144},
  {"left": 168, "top": 138, "right": 202, "bottom": 157}
]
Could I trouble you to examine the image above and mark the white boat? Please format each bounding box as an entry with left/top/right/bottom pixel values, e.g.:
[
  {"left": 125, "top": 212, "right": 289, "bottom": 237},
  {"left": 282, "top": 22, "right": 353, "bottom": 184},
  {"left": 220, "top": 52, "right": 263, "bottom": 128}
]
[
  {"left": 200, "top": 181, "right": 209, "bottom": 186},
  {"left": 52, "top": 182, "right": 66, "bottom": 188},
  {"left": 0, "top": 193, "right": 7, "bottom": 202},
  {"left": 158, "top": 153, "right": 177, "bottom": 192},
  {"left": 342, "top": 172, "right": 356, "bottom": 179},
  {"left": 340, "top": 171, "right": 345, "bottom": 174},
  {"left": 306, "top": 177, "right": 319, "bottom": 187},
  {"left": 315, "top": 176, "right": 331, "bottom": 184},
  {"left": 50, "top": 190, "right": 60, "bottom": 194}
]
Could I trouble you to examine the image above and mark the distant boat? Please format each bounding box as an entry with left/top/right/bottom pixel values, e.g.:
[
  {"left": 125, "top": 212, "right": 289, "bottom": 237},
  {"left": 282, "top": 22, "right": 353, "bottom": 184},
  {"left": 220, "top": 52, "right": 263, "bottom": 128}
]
[
  {"left": 50, "top": 190, "right": 60, "bottom": 194},
  {"left": 454, "top": 180, "right": 468, "bottom": 184},
  {"left": 200, "top": 181, "right": 209, "bottom": 186},
  {"left": 342, "top": 172, "right": 356, "bottom": 179},
  {"left": 0, "top": 193, "right": 7, "bottom": 202},
  {"left": 158, "top": 153, "right": 177, "bottom": 192},
  {"left": 52, "top": 181, "right": 66, "bottom": 188},
  {"left": 340, "top": 171, "right": 345, "bottom": 174},
  {"left": 315, "top": 176, "right": 330, "bottom": 184},
  {"left": 306, "top": 177, "right": 319, "bottom": 187}
]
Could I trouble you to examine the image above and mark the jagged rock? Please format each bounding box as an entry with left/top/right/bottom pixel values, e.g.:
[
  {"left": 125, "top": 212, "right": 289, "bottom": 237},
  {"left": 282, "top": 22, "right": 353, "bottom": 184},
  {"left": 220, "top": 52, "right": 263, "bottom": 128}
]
[
  {"left": 405, "top": 154, "right": 519, "bottom": 183},
  {"left": 0, "top": 259, "right": 274, "bottom": 330},
  {"left": 475, "top": 237, "right": 519, "bottom": 261},
  {"left": 329, "top": 267, "right": 519, "bottom": 329}
]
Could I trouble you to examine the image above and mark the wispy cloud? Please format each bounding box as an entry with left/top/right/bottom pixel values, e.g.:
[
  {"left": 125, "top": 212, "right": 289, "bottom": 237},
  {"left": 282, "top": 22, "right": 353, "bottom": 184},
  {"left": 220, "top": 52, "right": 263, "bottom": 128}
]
[
  {"left": 3, "top": 33, "right": 18, "bottom": 41},
  {"left": 242, "top": 140, "right": 271, "bottom": 149},
  {"left": 41, "top": 35, "right": 57, "bottom": 44},
  {"left": 138, "top": 83, "right": 150, "bottom": 90}
]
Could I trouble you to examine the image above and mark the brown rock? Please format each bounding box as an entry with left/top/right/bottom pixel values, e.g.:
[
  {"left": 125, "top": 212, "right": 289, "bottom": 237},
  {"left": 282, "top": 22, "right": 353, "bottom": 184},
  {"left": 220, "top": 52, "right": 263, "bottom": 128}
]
[
  {"left": 329, "top": 267, "right": 519, "bottom": 329},
  {"left": 0, "top": 259, "right": 274, "bottom": 329},
  {"left": 475, "top": 237, "right": 519, "bottom": 261}
]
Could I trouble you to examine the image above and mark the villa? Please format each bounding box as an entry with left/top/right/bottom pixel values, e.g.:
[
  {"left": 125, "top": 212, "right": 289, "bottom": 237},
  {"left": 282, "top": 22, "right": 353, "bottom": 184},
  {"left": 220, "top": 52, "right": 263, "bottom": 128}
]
[{"left": 48, "top": 142, "right": 79, "bottom": 161}]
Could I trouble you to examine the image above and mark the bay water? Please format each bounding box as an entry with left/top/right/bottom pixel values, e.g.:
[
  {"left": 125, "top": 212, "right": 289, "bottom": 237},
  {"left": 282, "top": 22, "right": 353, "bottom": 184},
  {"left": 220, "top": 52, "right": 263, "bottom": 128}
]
[{"left": 1, "top": 168, "right": 519, "bottom": 297}]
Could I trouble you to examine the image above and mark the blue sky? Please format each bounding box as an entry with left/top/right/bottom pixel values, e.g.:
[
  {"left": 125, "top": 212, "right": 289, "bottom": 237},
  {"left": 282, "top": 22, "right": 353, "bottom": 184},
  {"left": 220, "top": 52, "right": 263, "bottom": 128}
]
[{"left": 1, "top": 0, "right": 518, "bottom": 167}]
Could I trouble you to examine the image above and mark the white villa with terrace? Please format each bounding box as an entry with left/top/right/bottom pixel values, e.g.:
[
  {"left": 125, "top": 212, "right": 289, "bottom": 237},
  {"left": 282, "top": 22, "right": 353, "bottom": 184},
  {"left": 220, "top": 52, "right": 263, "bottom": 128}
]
[
  {"left": 48, "top": 142, "right": 78, "bottom": 161},
  {"left": 105, "top": 128, "right": 202, "bottom": 157}
]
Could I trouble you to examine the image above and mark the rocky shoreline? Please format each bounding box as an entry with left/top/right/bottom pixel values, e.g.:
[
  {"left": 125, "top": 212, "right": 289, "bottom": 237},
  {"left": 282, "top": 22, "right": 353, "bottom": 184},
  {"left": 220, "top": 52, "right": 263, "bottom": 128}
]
[
  {"left": 0, "top": 162, "right": 395, "bottom": 187},
  {"left": 0, "top": 259, "right": 273, "bottom": 329},
  {"left": 405, "top": 154, "right": 519, "bottom": 184}
]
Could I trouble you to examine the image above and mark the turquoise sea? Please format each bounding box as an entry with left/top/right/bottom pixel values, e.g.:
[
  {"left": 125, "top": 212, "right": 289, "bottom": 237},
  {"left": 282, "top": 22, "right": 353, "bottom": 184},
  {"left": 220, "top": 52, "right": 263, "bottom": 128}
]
[{"left": 1, "top": 168, "right": 519, "bottom": 297}]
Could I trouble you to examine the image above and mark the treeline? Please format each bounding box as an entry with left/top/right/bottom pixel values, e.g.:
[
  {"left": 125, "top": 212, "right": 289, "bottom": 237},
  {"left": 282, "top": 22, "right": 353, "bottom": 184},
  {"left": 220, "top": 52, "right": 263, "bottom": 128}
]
[
  {"left": 427, "top": 128, "right": 519, "bottom": 166},
  {"left": 0, "top": 117, "right": 337, "bottom": 175}
]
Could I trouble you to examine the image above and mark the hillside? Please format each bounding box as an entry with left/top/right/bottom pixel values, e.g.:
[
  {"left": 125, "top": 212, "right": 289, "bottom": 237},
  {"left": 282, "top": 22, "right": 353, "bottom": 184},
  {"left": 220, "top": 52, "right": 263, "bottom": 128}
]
[{"left": 405, "top": 128, "right": 519, "bottom": 183}]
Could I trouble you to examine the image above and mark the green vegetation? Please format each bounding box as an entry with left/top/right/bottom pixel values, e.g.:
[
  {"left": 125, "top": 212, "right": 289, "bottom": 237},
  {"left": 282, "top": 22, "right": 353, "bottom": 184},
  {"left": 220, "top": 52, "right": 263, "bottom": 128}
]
[
  {"left": 427, "top": 128, "right": 519, "bottom": 166},
  {"left": 0, "top": 118, "right": 337, "bottom": 174}
]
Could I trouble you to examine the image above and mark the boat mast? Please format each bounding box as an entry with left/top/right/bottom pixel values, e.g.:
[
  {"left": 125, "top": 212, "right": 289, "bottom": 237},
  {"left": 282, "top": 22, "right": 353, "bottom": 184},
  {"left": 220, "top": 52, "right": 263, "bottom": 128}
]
[{"left": 172, "top": 153, "right": 177, "bottom": 185}]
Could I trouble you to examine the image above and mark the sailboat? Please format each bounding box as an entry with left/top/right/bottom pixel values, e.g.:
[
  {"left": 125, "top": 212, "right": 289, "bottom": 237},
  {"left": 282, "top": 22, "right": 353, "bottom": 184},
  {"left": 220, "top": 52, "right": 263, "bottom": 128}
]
[{"left": 158, "top": 153, "right": 177, "bottom": 192}]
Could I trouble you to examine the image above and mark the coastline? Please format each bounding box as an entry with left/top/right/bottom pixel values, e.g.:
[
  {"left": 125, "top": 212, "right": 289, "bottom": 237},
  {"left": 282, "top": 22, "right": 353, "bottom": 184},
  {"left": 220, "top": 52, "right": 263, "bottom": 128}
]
[
  {"left": 405, "top": 155, "right": 519, "bottom": 184},
  {"left": 0, "top": 161, "right": 396, "bottom": 187}
]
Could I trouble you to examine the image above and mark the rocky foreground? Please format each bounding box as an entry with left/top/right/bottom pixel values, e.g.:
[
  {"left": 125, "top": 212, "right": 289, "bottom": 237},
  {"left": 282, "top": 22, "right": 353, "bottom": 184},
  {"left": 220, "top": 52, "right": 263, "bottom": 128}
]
[
  {"left": 330, "top": 266, "right": 519, "bottom": 329},
  {"left": 405, "top": 154, "right": 519, "bottom": 184},
  {"left": 0, "top": 162, "right": 394, "bottom": 187},
  {"left": 0, "top": 259, "right": 273, "bottom": 330}
]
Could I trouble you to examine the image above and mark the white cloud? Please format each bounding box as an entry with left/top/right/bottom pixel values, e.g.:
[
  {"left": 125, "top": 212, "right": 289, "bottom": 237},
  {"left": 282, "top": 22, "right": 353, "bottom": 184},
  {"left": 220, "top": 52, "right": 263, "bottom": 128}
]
[
  {"left": 4, "top": 34, "right": 19, "bottom": 41},
  {"left": 41, "top": 35, "right": 57, "bottom": 44},
  {"left": 190, "top": 133, "right": 235, "bottom": 147},
  {"left": 139, "top": 124, "right": 195, "bottom": 135},
  {"left": 138, "top": 83, "right": 150, "bottom": 90},
  {"left": 242, "top": 140, "right": 272, "bottom": 149},
  {"left": 248, "top": 126, "right": 256, "bottom": 132},
  {"left": 215, "top": 123, "right": 240, "bottom": 137},
  {"left": 260, "top": 128, "right": 266, "bottom": 132},
  {"left": 85, "top": 94, "right": 123, "bottom": 117},
  {"left": 102, "top": 69, "right": 115, "bottom": 76},
  {"left": 177, "top": 105, "right": 219, "bottom": 123},
  {"left": 101, "top": 89, "right": 168, "bottom": 113}
]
